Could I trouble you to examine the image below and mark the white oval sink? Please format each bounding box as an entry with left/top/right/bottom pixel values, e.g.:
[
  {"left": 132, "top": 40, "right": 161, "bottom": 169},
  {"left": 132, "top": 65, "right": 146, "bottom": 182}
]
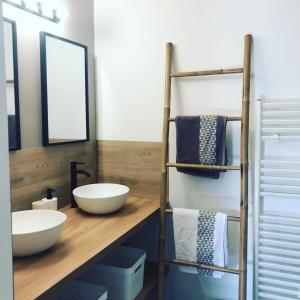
[
  {"left": 12, "top": 210, "right": 67, "bottom": 257},
  {"left": 73, "top": 183, "right": 129, "bottom": 214}
]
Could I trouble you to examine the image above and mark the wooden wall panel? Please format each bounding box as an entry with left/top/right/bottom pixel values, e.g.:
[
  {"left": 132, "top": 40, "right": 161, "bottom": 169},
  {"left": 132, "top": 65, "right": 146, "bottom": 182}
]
[
  {"left": 10, "top": 141, "right": 97, "bottom": 211},
  {"left": 98, "top": 141, "right": 161, "bottom": 199},
  {"left": 10, "top": 140, "right": 161, "bottom": 211}
]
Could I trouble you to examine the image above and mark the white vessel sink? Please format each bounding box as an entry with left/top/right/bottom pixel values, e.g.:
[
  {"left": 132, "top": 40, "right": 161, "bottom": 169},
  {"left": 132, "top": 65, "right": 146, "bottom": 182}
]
[
  {"left": 73, "top": 183, "right": 129, "bottom": 214},
  {"left": 12, "top": 210, "right": 67, "bottom": 257}
]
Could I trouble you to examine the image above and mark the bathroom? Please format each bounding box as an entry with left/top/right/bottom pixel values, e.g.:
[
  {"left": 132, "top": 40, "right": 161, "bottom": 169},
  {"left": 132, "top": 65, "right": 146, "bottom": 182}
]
[{"left": 1, "top": 0, "right": 300, "bottom": 299}]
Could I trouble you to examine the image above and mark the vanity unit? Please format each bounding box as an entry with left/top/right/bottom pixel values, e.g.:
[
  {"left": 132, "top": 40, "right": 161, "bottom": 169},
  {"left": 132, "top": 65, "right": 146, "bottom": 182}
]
[{"left": 14, "top": 197, "right": 160, "bottom": 300}]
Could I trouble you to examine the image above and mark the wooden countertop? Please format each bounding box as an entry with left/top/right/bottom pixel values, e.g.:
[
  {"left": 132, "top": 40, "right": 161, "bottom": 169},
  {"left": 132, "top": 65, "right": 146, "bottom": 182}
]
[{"left": 14, "top": 197, "right": 160, "bottom": 300}]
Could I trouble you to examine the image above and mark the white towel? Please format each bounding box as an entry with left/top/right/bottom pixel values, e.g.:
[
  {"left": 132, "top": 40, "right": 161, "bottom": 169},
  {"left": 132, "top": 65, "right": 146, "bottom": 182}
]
[{"left": 173, "top": 208, "right": 228, "bottom": 278}]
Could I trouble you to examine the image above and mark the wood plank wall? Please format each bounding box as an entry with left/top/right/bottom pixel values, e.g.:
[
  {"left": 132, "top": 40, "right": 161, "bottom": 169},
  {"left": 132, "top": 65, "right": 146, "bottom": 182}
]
[
  {"left": 9, "top": 140, "right": 161, "bottom": 211},
  {"left": 10, "top": 141, "right": 97, "bottom": 211},
  {"left": 98, "top": 141, "right": 161, "bottom": 199}
]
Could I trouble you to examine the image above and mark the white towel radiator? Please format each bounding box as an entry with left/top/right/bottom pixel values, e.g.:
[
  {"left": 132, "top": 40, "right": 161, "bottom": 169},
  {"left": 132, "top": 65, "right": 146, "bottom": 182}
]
[{"left": 255, "top": 97, "right": 300, "bottom": 300}]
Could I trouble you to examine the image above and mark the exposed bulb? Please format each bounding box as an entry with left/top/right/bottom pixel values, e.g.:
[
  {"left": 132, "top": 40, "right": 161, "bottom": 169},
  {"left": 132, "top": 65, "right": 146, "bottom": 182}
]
[
  {"left": 37, "top": 2, "right": 42, "bottom": 15},
  {"left": 52, "top": 9, "right": 59, "bottom": 22}
]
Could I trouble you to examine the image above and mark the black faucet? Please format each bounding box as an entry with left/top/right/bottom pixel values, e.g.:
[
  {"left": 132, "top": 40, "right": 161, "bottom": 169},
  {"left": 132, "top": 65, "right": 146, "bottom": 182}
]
[{"left": 70, "top": 161, "right": 91, "bottom": 208}]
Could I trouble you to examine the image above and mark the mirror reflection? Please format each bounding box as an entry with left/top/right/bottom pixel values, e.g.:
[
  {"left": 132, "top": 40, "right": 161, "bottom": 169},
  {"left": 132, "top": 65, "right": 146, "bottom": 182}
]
[
  {"left": 40, "top": 32, "right": 89, "bottom": 146},
  {"left": 3, "top": 18, "right": 21, "bottom": 151}
]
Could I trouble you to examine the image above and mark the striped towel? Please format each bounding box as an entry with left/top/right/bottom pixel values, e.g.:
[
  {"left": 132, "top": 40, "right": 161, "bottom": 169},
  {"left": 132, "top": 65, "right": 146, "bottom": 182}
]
[
  {"left": 173, "top": 208, "right": 228, "bottom": 278},
  {"left": 175, "top": 115, "right": 227, "bottom": 178}
]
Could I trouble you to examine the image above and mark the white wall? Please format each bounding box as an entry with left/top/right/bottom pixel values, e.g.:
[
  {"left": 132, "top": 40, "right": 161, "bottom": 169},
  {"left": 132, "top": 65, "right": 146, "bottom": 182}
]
[
  {"left": 94, "top": 1, "right": 300, "bottom": 299},
  {"left": 0, "top": 4, "right": 14, "bottom": 300}
]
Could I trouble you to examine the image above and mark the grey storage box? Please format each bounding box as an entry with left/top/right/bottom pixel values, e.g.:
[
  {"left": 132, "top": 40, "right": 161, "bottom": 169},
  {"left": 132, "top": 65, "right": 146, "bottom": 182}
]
[
  {"left": 79, "top": 246, "right": 146, "bottom": 300},
  {"left": 50, "top": 279, "right": 108, "bottom": 300}
]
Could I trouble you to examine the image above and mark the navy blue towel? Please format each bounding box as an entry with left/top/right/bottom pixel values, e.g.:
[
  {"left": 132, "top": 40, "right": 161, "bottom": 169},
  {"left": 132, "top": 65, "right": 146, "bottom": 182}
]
[{"left": 175, "top": 115, "right": 227, "bottom": 179}]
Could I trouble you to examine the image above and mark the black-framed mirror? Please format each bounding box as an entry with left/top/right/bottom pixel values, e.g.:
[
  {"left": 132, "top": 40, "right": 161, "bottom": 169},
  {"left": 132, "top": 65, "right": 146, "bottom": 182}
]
[
  {"left": 40, "top": 32, "right": 89, "bottom": 147},
  {"left": 3, "top": 18, "right": 21, "bottom": 151}
]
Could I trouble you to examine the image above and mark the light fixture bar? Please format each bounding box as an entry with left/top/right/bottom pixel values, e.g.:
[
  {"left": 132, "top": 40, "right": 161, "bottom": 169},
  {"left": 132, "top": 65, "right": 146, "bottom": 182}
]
[{"left": 2, "top": 0, "right": 60, "bottom": 23}]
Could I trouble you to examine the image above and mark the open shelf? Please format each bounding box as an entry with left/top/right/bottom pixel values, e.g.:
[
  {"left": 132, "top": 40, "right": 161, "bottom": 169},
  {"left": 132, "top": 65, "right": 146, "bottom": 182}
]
[
  {"left": 135, "top": 262, "right": 169, "bottom": 300},
  {"left": 135, "top": 262, "right": 158, "bottom": 300}
]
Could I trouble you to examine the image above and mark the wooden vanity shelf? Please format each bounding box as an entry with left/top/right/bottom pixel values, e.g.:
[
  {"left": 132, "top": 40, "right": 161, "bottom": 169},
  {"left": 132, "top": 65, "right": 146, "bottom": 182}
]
[{"left": 13, "top": 197, "right": 160, "bottom": 300}]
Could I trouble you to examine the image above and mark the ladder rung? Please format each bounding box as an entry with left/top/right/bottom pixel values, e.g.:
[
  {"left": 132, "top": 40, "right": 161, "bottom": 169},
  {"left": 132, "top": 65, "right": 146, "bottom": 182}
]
[
  {"left": 166, "top": 162, "right": 241, "bottom": 171},
  {"left": 164, "top": 259, "right": 240, "bottom": 275},
  {"left": 170, "top": 67, "right": 244, "bottom": 78},
  {"left": 169, "top": 116, "right": 242, "bottom": 122},
  {"left": 165, "top": 209, "right": 240, "bottom": 222}
]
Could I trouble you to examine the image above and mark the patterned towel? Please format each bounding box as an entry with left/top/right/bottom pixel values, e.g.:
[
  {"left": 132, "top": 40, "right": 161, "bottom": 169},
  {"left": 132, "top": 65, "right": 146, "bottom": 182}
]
[
  {"left": 173, "top": 208, "right": 228, "bottom": 278},
  {"left": 175, "top": 115, "right": 227, "bottom": 178}
]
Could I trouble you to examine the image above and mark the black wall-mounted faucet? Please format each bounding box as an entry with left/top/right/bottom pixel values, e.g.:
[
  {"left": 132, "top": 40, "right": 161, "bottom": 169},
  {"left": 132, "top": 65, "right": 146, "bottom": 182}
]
[{"left": 70, "top": 161, "right": 91, "bottom": 208}]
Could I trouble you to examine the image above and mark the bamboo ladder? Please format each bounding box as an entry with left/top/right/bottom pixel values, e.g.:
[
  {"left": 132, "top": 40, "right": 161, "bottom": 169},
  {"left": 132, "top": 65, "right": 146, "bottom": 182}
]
[{"left": 158, "top": 34, "right": 252, "bottom": 300}]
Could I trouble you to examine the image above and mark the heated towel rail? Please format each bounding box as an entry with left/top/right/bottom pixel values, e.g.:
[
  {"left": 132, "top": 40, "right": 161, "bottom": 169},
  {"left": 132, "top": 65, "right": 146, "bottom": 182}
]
[
  {"left": 158, "top": 34, "right": 252, "bottom": 300},
  {"left": 255, "top": 98, "right": 300, "bottom": 300}
]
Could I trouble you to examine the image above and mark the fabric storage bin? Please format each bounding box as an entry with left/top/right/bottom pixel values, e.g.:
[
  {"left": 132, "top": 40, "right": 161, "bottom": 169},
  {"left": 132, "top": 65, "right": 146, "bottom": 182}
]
[
  {"left": 49, "top": 279, "right": 108, "bottom": 300},
  {"left": 79, "top": 246, "right": 146, "bottom": 300}
]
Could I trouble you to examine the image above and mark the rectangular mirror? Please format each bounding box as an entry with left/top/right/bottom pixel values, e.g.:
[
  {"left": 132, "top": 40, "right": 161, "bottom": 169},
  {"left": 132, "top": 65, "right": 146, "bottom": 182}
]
[
  {"left": 3, "top": 18, "right": 21, "bottom": 151},
  {"left": 40, "top": 32, "right": 89, "bottom": 146}
]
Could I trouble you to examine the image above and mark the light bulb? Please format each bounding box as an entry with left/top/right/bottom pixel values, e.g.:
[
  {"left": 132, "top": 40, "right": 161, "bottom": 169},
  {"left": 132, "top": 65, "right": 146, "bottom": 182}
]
[
  {"left": 52, "top": 9, "right": 59, "bottom": 22},
  {"left": 37, "top": 2, "right": 43, "bottom": 15}
]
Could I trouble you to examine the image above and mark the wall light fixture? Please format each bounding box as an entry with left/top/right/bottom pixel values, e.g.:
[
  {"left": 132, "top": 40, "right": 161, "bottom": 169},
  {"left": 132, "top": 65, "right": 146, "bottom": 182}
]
[{"left": 2, "top": 0, "right": 60, "bottom": 23}]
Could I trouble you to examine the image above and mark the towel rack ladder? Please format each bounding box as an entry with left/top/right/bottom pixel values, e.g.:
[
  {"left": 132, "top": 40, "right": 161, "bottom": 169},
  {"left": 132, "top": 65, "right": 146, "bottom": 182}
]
[{"left": 158, "top": 34, "right": 252, "bottom": 300}]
